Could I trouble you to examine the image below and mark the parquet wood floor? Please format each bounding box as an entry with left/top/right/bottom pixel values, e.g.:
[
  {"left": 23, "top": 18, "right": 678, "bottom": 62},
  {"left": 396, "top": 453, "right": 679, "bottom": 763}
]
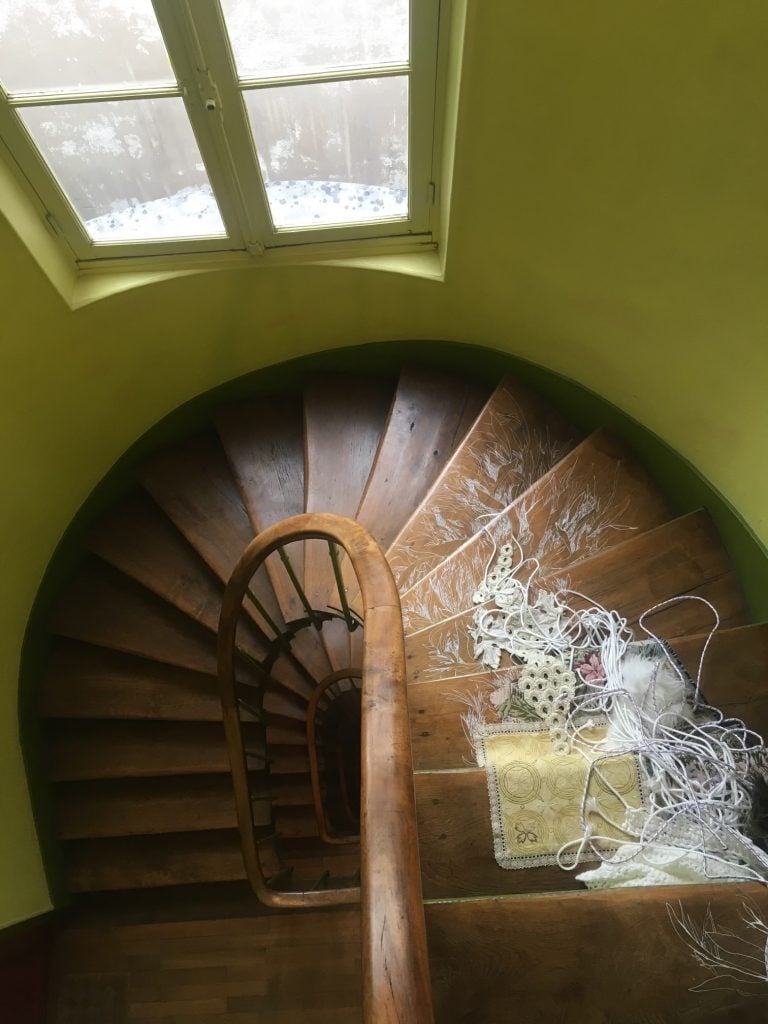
[{"left": 48, "top": 906, "right": 361, "bottom": 1024}]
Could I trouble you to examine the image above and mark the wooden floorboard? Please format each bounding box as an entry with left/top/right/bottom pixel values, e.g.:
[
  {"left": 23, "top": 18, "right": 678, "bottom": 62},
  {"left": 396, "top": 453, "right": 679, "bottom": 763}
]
[{"left": 48, "top": 907, "right": 362, "bottom": 1023}]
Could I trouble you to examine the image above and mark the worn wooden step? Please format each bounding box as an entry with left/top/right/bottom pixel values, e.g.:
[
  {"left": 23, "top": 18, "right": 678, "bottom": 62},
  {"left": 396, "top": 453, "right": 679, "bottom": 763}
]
[
  {"left": 275, "top": 837, "right": 361, "bottom": 887},
  {"left": 409, "top": 673, "right": 495, "bottom": 770},
  {"left": 260, "top": 684, "right": 305, "bottom": 722},
  {"left": 415, "top": 769, "right": 580, "bottom": 900},
  {"left": 266, "top": 718, "right": 307, "bottom": 747},
  {"left": 87, "top": 491, "right": 313, "bottom": 701},
  {"left": 345, "top": 365, "right": 488, "bottom": 658},
  {"left": 387, "top": 377, "right": 579, "bottom": 594},
  {"left": 400, "top": 429, "right": 670, "bottom": 634},
  {"left": 355, "top": 367, "right": 488, "bottom": 550},
  {"left": 664, "top": 571, "right": 749, "bottom": 634},
  {"left": 63, "top": 830, "right": 250, "bottom": 892},
  {"left": 404, "top": 587, "right": 749, "bottom": 691},
  {"left": 671, "top": 622, "right": 768, "bottom": 737},
  {"left": 426, "top": 884, "right": 768, "bottom": 1024},
  {"left": 542, "top": 510, "right": 746, "bottom": 636},
  {"left": 64, "top": 832, "right": 359, "bottom": 893},
  {"left": 269, "top": 775, "right": 314, "bottom": 807},
  {"left": 269, "top": 745, "right": 311, "bottom": 776},
  {"left": 407, "top": 621, "right": 766, "bottom": 773},
  {"left": 41, "top": 640, "right": 306, "bottom": 728},
  {"left": 217, "top": 398, "right": 334, "bottom": 682},
  {"left": 49, "top": 558, "right": 257, "bottom": 684},
  {"left": 403, "top": 511, "right": 742, "bottom": 687},
  {"left": 39, "top": 642, "right": 223, "bottom": 722},
  {"left": 54, "top": 774, "right": 271, "bottom": 839},
  {"left": 136, "top": 433, "right": 284, "bottom": 633},
  {"left": 137, "top": 432, "right": 257, "bottom": 585},
  {"left": 216, "top": 395, "right": 307, "bottom": 620},
  {"left": 303, "top": 374, "right": 392, "bottom": 671},
  {"left": 273, "top": 805, "right": 319, "bottom": 840},
  {"left": 88, "top": 491, "right": 266, "bottom": 651},
  {"left": 138, "top": 431, "right": 330, "bottom": 683},
  {"left": 47, "top": 721, "right": 265, "bottom": 781}
]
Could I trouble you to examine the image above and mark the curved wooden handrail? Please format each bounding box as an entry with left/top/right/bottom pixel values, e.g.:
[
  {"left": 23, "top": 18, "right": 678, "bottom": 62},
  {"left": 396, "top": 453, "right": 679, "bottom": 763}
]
[
  {"left": 307, "top": 668, "right": 362, "bottom": 845},
  {"left": 218, "top": 513, "right": 434, "bottom": 1024}
]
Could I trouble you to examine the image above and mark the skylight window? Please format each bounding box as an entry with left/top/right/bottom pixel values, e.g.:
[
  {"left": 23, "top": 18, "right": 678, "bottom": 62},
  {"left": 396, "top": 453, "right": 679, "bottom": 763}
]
[{"left": 0, "top": 0, "right": 442, "bottom": 266}]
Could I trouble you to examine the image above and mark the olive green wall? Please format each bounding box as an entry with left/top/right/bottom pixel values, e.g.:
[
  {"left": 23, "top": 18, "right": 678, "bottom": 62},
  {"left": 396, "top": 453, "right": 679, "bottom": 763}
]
[{"left": 2, "top": 0, "right": 767, "bottom": 927}]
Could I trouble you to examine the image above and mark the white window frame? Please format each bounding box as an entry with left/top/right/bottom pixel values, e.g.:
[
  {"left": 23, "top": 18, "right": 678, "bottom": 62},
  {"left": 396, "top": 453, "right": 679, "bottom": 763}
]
[{"left": 0, "top": 0, "right": 442, "bottom": 269}]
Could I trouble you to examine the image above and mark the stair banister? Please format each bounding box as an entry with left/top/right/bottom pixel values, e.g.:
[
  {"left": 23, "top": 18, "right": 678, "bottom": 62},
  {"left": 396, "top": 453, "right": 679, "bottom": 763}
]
[{"left": 218, "top": 512, "right": 434, "bottom": 1024}]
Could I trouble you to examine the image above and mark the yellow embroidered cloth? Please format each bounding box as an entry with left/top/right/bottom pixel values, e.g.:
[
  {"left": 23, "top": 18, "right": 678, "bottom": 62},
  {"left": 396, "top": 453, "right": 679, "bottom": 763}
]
[{"left": 480, "top": 726, "right": 644, "bottom": 869}]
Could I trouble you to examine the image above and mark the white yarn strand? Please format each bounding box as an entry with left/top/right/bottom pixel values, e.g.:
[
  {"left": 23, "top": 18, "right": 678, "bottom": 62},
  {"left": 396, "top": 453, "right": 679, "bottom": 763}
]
[{"left": 467, "top": 534, "right": 768, "bottom": 892}]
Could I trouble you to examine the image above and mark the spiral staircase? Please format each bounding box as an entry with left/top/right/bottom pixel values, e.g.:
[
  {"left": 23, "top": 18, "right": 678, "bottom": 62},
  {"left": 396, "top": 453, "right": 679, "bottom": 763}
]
[{"left": 40, "top": 367, "right": 768, "bottom": 1022}]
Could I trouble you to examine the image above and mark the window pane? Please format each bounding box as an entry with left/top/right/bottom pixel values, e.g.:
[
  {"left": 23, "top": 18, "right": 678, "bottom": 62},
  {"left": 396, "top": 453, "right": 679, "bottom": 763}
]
[
  {"left": 0, "top": 0, "right": 175, "bottom": 95},
  {"left": 244, "top": 77, "right": 408, "bottom": 230},
  {"left": 221, "top": 0, "right": 409, "bottom": 79},
  {"left": 20, "top": 98, "right": 226, "bottom": 242}
]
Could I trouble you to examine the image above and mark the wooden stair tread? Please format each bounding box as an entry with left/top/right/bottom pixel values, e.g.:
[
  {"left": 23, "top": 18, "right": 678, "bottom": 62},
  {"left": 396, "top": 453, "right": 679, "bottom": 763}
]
[
  {"left": 216, "top": 396, "right": 311, "bottom": 634},
  {"left": 88, "top": 491, "right": 265, "bottom": 654},
  {"left": 266, "top": 719, "right": 307, "bottom": 747},
  {"left": 86, "top": 492, "right": 313, "bottom": 701},
  {"left": 408, "top": 616, "right": 768, "bottom": 768},
  {"left": 273, "top": 805, "right": 319, "bottom": 840},
  {"left": 355, "top": 366, "right": 489, "bottom": 551},
  {"left": 400, "top": 429, "right": 670, "bottom": 634},
  {"left": 54, "top": 774, "right": 271, "bottom": 839},
  {"left": 137, "top": 433, "right": 255, "bottom": 582},
  {"left": 137, "top": 432, "right": 284, "bottom": 629},
  {"left": 545, "top": 509, "right": 744, "bottom": 633},
  {"left": 50, "top": 559, "right": 242, "bottom": 681},
  {"left": 304, "top": 373, "right": 392, "bottom": 550},
  {"left": 303, "top": 375, "right": 392, "bottom": 670},
  {"left": 672, "top": 622, "right": 768, "bottom": 736},
  {"left": 415, "top": 769, "right": 581, "bottom": 900},
  {"left": 64, "top": 831, "right": 359, "bottom": 892},
  {"left": 42, "top": 640, "right": 305, "bottom": 727},
  {"left": 47, "top": 721, "right": 264, "bottom": 781},
  {"left": 40, "top": 641, "right": 223, "bottom": 721},
  {"left": 269, "top": 745, "right": 311, "bottom": 775},
  {"left": 216, "top": 395, "right": 305, "bottom": 535},
  {"left": 269, "top": 775, "right": 314, "bottom": 807},
  {"left": 403, "top": 511, "right": 744, "bottom": 687},
  {"left": 261, "top": 684, "right": 307, "bottom": 722},
  {"left": 135, "top": 436, "right": 327, "bottom": 692},
  {"left": 426, "top": 884, "right": 768, "bottom": 1023},
  {"left": 50, "top": 906, "right": 362, "bottom": 1023},
  {"left": 49, "top": 561, "right": 315, "bottom": 712},
  {"left": 663, "top": 571, "right": 748, "bottom": 634},
  {"left": 63, "top": 830, "right": 249, "bottom": 891},
  {"left": 409, "top": 673, "right": 494, "bottom": 770},
  {"left": 388, "top": 377, "right": 580, "bottom": 593}
]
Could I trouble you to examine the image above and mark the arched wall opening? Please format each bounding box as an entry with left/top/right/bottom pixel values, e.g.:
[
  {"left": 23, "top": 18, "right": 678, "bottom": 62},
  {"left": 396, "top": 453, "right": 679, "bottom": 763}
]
[{"left": 19, "top": 339, "right": 768, "bottom": 909}]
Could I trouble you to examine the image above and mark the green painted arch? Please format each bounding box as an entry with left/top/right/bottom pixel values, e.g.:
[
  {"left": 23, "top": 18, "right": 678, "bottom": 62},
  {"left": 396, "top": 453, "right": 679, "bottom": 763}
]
[{"left": 20, "top": 338, "right": 768, "bottom": 908}]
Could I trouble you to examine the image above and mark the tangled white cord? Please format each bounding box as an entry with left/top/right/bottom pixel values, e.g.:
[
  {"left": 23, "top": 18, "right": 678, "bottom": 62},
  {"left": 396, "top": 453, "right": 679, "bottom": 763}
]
[{"left": 469, "top": 538, "right": 768, "bottom": 886}]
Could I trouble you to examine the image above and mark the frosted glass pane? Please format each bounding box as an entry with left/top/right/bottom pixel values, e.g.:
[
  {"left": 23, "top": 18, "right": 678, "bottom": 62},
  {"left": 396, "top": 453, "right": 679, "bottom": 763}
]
[
  {"left": 0, "top": 0, "right": 175, "bottom": 95},
  {"left": 221, "top": 0, "right": 409, "bottom": 79},
  {"left": 21, "top": 98, "right": 226, "bottom": 242},
  {"left": 245, "top": 77, "right": 408, "bottom": 229}
]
